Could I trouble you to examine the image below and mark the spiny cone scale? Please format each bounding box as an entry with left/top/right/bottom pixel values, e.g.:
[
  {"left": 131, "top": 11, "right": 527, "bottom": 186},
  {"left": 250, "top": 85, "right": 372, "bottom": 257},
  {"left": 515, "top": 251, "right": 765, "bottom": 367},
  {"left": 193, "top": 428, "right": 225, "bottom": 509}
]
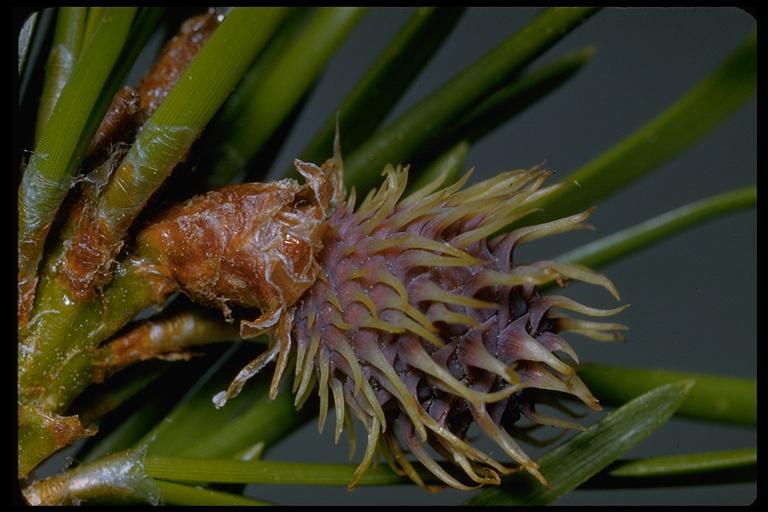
[{"left": 140, "top": 141, "right": 627, "bottom": 490}]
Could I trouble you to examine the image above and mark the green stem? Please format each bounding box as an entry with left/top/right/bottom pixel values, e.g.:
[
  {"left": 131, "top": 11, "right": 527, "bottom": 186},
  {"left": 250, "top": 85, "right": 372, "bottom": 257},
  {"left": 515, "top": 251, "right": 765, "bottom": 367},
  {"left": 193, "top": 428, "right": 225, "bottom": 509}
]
[
  {"left": 512, "top": 31, "right": 756, "bottom": 229},
  {"left": 584, "top": 448, "right": 756, "bottom": 488},
  {"left": 343, "top": 7, "right": 598, "bottom": 195},
  {"left": 18, "top": 404, "right": 95, "bottom": 479},
  {"left": 557, "top": 185, "right": 756, "bottom": 268},
  {"left": 609, "top": 447, "right": 755, "bottom": 478},
  {"left": 34, "top": 7, "right": 87, "bottom": 145},
  {"left": 76, "top": 7, "right": 164, "bottom": 163},
  {"left": 18, "top": 7, "right": 164, "bottom": 405},
  {"left": 155, "top": 480, "right": 272, "bottom": 506},
  {"left": 145, "top": 457, "right": 408, "bottom": 486},
  {"left": 17, "top": 6, "right": 164, "bottom": 419},
  {"left": 19, "top": 255, "right": 176, "bottom": 412},
  {"left": 18, "top": 7, "right": 136, "bottom": 324},
  {"left": 577, "top": 364, "right": 756, "bottom": 426},
  {"left": 207, "top": 10, "right": 307, "bottom": 146},
  {"left": 291, "top": 7, "right": 465, "bottom": 174},
  {"left": 22, "top": 447, "right": 161, "bottom": 506},
  {"left": 82, "top": 7, "right": 287, "bottom": 278},
  {"left": 83, "top": 7, "right": 105, "bottom": 47},
  {"left": 442, "top": 46, "right": 595, "bottom": 148},
  {"left": 208, "top": 7, "right": 366, "bottom": 187},
  {"left": 18, "top": 9, "right": 161, "bottom": 331},
  {"left": 18, "top": 252, "right": 178, "bottom": 476}
]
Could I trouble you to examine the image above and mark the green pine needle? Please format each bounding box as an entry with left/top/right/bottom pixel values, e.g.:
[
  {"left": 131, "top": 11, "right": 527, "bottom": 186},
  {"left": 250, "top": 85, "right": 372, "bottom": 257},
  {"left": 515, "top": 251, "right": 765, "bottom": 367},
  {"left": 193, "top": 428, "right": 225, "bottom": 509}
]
[
  {"left": 514, "top": 31, "right": 756, "bottom": 229},
  {"left": 467, "top": 380, "right": 693, "bottom": 505}
]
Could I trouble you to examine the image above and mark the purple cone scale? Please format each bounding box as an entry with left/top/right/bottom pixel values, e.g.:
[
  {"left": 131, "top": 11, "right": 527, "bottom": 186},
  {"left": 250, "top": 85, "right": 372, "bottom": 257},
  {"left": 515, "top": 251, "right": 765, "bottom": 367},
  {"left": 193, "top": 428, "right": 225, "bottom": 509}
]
[{"left": 211, "top": 145, "right": 627, "bottom": 490}]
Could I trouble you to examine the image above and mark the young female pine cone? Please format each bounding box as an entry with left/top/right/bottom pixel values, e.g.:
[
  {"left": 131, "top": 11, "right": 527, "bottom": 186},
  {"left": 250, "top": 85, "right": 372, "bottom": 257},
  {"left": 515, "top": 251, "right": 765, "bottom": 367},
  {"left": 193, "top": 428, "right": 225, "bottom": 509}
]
[{"left": 138, "top": 144, "right": 626, "bottom": 489}]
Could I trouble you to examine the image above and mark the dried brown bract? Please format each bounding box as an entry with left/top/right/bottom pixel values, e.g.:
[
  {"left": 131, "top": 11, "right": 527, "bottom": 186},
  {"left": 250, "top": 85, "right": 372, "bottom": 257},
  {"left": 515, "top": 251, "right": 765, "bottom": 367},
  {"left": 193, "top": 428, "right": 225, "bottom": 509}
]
[
  {"left": 60, "top": 10, "right": 222, "bottom": 301},
  {"left": 136, "top": 11, "right": 222, "bottom": 118},
  {"left": 137, "top": 158, "right": 342, "bottom": 334}
]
